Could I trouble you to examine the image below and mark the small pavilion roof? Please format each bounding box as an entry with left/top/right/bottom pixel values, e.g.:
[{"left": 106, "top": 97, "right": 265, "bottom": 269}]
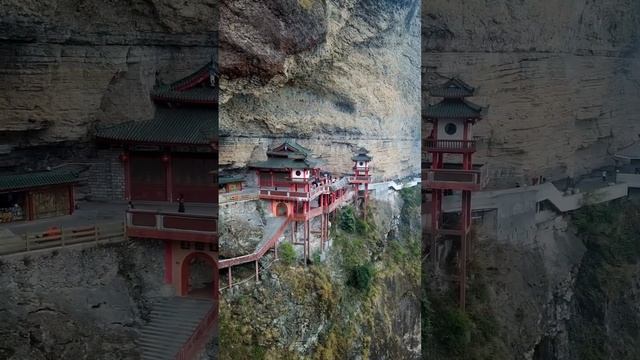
[
  {"left": 219, "top": 175, "right": 245, "bottom": 185},
  {"left": 250, "top": 157, "right": 321, "bottom": 170},
  {"left": 0, "top": 168, "right": 81, "bottom": 192},
  {"left": 250, "top": 140, "right": 322, "bottom": 170},
  {"left": 267, "top": 140, "right": 312, "bottom": 157},
  {"left": 425, "top": 98, "right": 485, "bottom": 120},
  {"left": 352, "top": 154, "right": 372, "bottom": 162},
  {"left": 429, "top": 78, "right": 475, "bottom": 98},
  {"left": 96, "top": 107, "right": 216, "bottom": 145},
  {"left": 352, "top": 148, "right": 372, "bottom": 162},
  {"left": 150, "top": 61, "right": 217, "bottom": 105}
]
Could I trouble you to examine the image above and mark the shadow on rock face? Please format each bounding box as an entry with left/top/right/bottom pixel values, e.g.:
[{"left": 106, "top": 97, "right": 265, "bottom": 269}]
[{"left": 219, "top": 0, "right": 328, "bottom": 78}]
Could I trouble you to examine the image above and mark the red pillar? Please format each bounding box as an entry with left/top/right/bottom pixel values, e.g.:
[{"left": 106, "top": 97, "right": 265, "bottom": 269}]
[
  {"left": 68, "top": 185, "right": 75, "bottom": 215},
  {"left": 165, "top": 153, "right": 173, "bottom": 202},
  {"left": 164, "top": 240, "right": 173, "bottom": 284},
  {"left": 27, "top": 192, "right": 34, "bottom": 221},
  {"left": 123, "top": 151, "right": 131, "bottom": 201}
]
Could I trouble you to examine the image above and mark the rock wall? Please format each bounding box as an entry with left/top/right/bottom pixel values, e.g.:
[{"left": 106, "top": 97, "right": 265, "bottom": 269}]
[
  {"left": 0, "top": 240, "right": 170, "bottom": 359},
  {"left": 0, "top": 0, "right": 216, "bottom": 148},
  {"left": 87, "top": 149, "right": 126, "bottom": 201},
  {"left": 219, "top": 0, "right": 421, "bottom": 180},
  {"left": 423, "top": 0, "right": 640, "bottom": 187}
]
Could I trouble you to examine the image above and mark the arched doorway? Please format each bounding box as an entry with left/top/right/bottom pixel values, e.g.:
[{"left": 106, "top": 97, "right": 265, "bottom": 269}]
[
  {"left": 276, "top": 202, "right": 288, "bottom": 217},
  {"left": 180, "top": 252, "right": 218, "bottom": 299}
]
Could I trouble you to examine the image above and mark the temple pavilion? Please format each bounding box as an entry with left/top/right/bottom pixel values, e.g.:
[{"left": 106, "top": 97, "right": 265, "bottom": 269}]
[
  {"left": 249, "top": 140, "right": 323, "bottom": 216},
  {"left": 0, "top": 169, "right": 81, "bottom": 223},
  {"left": 96, "top": 62, "right": 217, "bottom": 203}
]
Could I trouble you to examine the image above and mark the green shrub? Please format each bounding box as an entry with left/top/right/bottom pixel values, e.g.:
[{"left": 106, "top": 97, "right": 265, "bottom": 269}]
[
  {"left": 347, "top": 263, "right": 374, "bottom": 292},
  {"left": 312, "top": 250, "right": 322, "bottom": 264},
  {"left": 339, "top": 206, "right": 356, "bottom": 233},
  {"left": 279, "top": 242, "right": 296, "bottom": 266},
  {"left": 433, "top": 306, "right": 472, "bottom": 354}
]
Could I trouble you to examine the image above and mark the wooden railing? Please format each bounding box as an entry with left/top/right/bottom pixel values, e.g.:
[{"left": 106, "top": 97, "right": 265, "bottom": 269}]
[
  {"left": 424, "top": 139, "right": 476, "bottom": 152},
  {"left": 259, "top": 184, "right": 326, "bottom": 201},
  {"left": 349, "top": 175, "right": 371, "bottom": 183},
  {"left": 126, "top": 210, "right": 217, "bottom": 243},
  {"left": 174, "top": 301, "right": 218, "bottom": 360},
  {"left": 217, "top": 218, "right": 290, "bottom": 269},
  {"left": 0, "top": 222, "right": 125, "bottom": 256},
  {"left": 219, "top": 192, "right": 259, "bottom": 203}
]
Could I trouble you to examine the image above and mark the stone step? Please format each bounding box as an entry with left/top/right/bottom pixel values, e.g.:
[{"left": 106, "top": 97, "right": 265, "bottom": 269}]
[{"left": 138, "top": 297, "right": 214, "bottom": 360}]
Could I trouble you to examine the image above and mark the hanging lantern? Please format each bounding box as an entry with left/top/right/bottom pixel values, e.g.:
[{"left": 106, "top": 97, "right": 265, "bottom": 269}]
[
  {"left": 161, "top": 154, "right": 170, "bottom": 163},
  {"left": 118, "top": 153, "right": 128, "bottom": 162}
]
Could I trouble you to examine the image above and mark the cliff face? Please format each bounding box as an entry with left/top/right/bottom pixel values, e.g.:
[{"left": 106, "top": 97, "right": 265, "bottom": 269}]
[
  {"left": 220, "top": 188, "right": 421, "bottom": 359},
  {"left": 219, "top": 0, "right": 421, "bottom": 180},
  {"left": 0, "top": 241, "right": 168, "bottom": 359},
  {"left": 0, "top": 0, "right": 215, "bottom": 148},
  {"left": 423, "top": 0, "right": 640, "bottom": 186},
  {"left": 425, "top": 201, "right": 640, "bottom": 360}
]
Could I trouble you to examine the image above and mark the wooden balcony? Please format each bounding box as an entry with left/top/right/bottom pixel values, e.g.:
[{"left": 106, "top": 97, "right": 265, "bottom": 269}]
[
  {"left": 349, "top": 175, "right": 371, "bottom": 184},
  {"left": 258, "top": 185, "right": 326, "bottom": 202},
  {"left": 424, "top": 168, "right": 481, "bottom": 191},
  {"left": 424, "top": 139, "right": 476, "bottom": 153},
  {"left": 126, "top": 210, "right": 217, "bottom": 243}
]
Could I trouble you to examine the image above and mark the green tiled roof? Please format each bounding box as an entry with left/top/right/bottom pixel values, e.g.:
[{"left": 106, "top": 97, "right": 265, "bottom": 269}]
[
  {"left": 251, "top": 140, "right": 321, "bottom": 169},
  {"left": 96, "top": 107, "right": 216, "bottom": 145},
  {"left": 425, "top": 99, "right": 484, "bottom": 119},
  {"left": 219, "top": 176, "right": 244, "bottom": 185},
  {"left": 429, "top": 78, "right": 475, "bottom": 98},
  {"left": 0, "top": 169, "right": 80, "bottom": 192},
  {"left": 150, "top": 62, "right": 216, "bottom": 105},
  {"left": 250, "top": 157, "right": 320, "bottom": 170}
]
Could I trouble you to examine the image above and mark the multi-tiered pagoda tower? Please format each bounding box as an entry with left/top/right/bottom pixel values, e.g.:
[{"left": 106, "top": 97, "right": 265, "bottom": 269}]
[
  {"left": 350, "top": 147, "right": 372, "bottom": 209},
  {"left": 424, "top": 78, "right": 485, "bottom": 311}
]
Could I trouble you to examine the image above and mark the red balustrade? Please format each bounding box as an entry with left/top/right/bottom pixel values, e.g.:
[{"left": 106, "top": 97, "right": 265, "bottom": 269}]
[{"left": 126, "top": 210, "right": 217, "bottom": 243}]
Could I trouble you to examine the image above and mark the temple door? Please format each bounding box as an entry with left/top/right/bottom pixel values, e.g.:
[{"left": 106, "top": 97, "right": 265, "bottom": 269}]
[
  {"left": 172, "top": 154, "right": 216, "bottom": 203},
  {"left": 130, "top": 153, "right": 166, "bottom": 201}
]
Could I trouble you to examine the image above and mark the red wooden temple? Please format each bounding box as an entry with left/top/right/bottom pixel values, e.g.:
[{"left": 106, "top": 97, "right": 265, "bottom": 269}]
[
  {"left": 96, "top": 62, "right": 217, "bottom": 204},
  {"left": 250, "top": 140, "right": 324, "bottom": 263},
  {"left": 218, "top": 142, "right": 372, "bottom": 289},
  {"left": 218, "top": 175, "right": 244, "bottom": 193},
  {"left": 424, "top": 78, "right": 485, "bottom": 311},
  {"left": 0, "top": 169, "right": 81, "bottom": 223},
  {"left": 101, "top": 61, "right": 219, "bottom": 301}
]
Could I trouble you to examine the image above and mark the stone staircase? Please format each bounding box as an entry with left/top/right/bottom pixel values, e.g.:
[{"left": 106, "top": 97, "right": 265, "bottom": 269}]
[{"left": 138, "top": 297, "right": 215, "bottom": 360}]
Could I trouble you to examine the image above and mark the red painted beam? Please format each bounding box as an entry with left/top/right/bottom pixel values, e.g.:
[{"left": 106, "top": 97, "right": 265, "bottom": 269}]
[{"left": 127, "top": 228, "right": 217, "bottom": 243}]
